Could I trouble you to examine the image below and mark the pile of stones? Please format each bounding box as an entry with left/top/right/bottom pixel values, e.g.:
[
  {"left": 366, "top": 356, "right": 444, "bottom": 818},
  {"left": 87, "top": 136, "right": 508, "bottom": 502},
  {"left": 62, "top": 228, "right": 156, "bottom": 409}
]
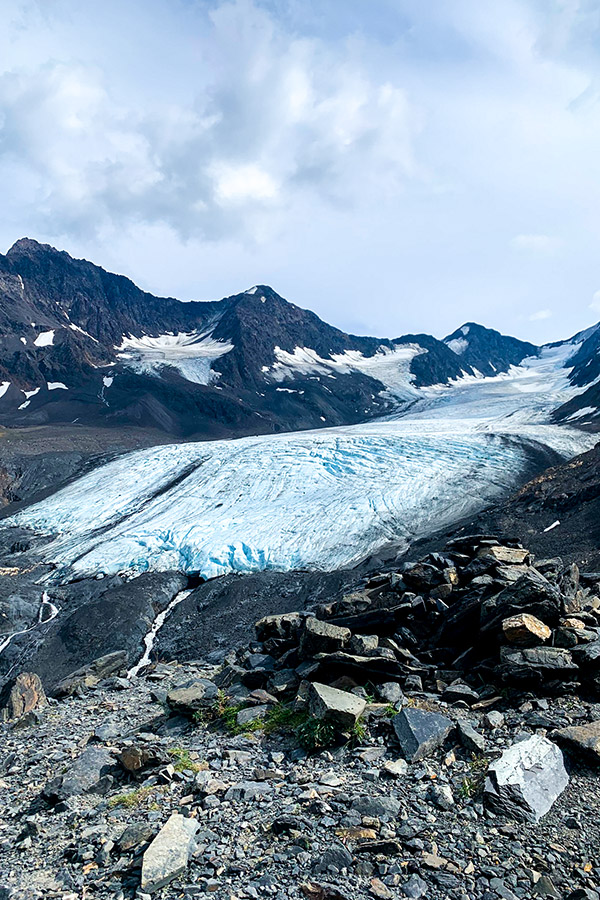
[{"left": 210, "top": 535, "right": 600, "bottom": 734}]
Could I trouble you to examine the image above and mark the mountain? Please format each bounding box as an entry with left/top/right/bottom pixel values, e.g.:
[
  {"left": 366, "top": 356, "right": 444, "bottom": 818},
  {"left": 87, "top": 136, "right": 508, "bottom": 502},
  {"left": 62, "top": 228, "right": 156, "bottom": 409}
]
[
  {"left": 443, "top": 322, "right": 538, "bottom": 377},
  {"left": 552, "top": 323, "right": 600, "bottom": 426},
  {"left": 0, "top": 238, "right": 541, "bottom": 438}
]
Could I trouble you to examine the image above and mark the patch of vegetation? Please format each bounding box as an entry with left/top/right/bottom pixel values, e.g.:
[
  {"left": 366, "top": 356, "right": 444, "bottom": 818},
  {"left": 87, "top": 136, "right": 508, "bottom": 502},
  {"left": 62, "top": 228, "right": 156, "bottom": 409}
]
[
  {"left": 168, "top": 747, "right": 206, "bottom": 773},
  {"left": 459, "top": 754, "right": 489, "bottom": 800},
  {"left": 350, "top": 717, "right": 367, "bottom": 744},
  {"left": 108, "top": 786, "right": 154, "bottom": 809},
  {"left": 297, "top": 716, "right": 337, "bottom": 752}
]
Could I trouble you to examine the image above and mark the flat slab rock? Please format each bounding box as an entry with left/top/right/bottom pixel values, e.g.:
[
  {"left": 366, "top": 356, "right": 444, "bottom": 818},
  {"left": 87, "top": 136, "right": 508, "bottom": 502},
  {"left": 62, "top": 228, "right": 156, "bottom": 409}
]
[
  {"left": 392, "top": 707, "right": 454, "bottom": 761},
  {"left": 141, "top": 812, "right": 199, "bottom": 892},
  {"left": 308, "top": 681, "right": 366, "bottom": 730},
  {"left": 553, "top": 720, "right": 600, "bottom": 763},
  {"left": 484, "top": 734, "right": 568, "bottom": 823}
]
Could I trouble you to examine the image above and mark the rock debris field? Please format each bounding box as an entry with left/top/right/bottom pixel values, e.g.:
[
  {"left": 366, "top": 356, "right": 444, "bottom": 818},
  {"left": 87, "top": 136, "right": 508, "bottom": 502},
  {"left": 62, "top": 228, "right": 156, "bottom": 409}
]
[{"left": 2, "top": 534, "right": 600, "bottom": 900}]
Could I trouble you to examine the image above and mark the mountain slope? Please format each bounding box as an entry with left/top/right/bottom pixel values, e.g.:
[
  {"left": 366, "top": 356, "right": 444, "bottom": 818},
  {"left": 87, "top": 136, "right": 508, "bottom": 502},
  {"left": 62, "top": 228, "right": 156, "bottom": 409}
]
[
  {"left": 0, "top": 238, "right": 545, "bottom": 438},
  {"left": 443, "top": 322, "right": 538, "bottom": 376}
]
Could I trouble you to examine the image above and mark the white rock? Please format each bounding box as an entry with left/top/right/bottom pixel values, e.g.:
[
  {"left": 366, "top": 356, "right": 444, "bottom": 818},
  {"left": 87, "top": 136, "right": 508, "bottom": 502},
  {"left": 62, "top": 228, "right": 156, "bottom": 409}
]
[
  {"left": 484, "top": 735, "right": 568, "bottom": 823},
  {"left": 141, "top": 813, "right": 198, "bottom": 893}
]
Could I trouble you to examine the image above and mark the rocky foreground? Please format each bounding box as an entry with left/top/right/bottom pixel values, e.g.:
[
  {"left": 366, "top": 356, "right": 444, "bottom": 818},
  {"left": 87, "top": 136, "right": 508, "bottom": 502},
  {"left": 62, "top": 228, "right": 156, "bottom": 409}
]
[{"left": 2, "top": 535, "right": 600, "bottom": 900}]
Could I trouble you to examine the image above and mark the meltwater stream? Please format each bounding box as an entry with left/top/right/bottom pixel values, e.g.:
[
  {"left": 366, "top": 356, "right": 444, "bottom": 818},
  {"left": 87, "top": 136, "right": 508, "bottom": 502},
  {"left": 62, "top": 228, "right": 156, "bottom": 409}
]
[
  {"left": 127, "top": 589, "right": 192, "bottom": 678},
  {"left": 0, "top": 592, "right": 59, "bottom": 656}
]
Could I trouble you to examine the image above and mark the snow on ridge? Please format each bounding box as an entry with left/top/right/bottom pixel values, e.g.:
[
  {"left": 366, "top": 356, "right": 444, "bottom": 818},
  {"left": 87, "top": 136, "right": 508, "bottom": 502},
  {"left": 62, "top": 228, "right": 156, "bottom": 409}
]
[
  {"left": 446, "top": 337, "right": 469, "bottom": 355},
  {"left": 33, "top": 330, "right": 55, "bottom": 347},
  {"left": 0, "top": 382, "right": 10, "bottom": 399},
  {"left": 265, "top": 343, "right": 425, "bottom": 401},
  {"left": 116, "top": 331, "right": 234, "bottom": 386}
]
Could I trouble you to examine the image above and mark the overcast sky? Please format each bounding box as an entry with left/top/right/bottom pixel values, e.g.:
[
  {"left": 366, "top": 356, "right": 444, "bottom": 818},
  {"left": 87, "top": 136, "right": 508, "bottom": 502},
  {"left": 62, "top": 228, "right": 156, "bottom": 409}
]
[{"left": 1, "top": 0, "right": 600, "bottom": 343}]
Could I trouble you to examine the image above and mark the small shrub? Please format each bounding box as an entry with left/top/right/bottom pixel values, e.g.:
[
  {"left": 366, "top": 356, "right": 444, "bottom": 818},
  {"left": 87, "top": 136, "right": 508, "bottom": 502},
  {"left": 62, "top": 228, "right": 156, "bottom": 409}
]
[{"left": 297, "top": 716, "right": 337, "bottom": 752}]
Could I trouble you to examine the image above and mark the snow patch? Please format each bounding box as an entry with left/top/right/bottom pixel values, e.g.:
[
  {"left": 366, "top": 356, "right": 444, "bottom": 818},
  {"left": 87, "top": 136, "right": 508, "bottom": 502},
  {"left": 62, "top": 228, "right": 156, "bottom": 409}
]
[
  {"left": 20, "top": 337, "right": 27, "bottom": 345},
  {"left": 47, "top": 382, "right": 68, "bottom": 391},
  {"left": 266, "top": 344, "right": 425, "bottom": 401},
  {"left": 117, "top": 331, "right": 234, "bottom": 385},
  {"left": 34, "top": 330, "right": 55, "bottom": 347},
  {"left": 127, "top": 589, "right": 192, "bottom": 678},
  {"left": 0, "top": 382, "right": 10, "bottom": 399},
  {"left": 565, "top": 406, "right": 598, "bottom": 420},
  {"left": 69, "top": 323, "right": 99, "bottom": 343},
  {"left": 446, "top": 337, "right": 469, "bottom": 355},
  {"left": 103, "top": 376, "right": 114, "bottom": 388},
  {"left": 543, "top": 520, "right": 560, "bottom": 533}
]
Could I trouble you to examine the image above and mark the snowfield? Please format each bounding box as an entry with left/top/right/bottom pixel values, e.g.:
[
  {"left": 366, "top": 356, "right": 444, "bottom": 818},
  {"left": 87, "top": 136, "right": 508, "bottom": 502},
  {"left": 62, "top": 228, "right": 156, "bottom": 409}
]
[
  {"left": 116, "top": 331, "right": 234, "bottom": 385},
  {"left": 9, "top": 341, "right": 599, "bottom": 579}
]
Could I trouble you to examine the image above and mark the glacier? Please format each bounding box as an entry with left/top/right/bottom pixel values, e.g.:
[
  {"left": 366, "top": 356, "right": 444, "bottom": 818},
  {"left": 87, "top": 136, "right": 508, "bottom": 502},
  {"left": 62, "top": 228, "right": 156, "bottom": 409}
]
[{"left": 8, "top": 341, "right": 599, "bottom": 580}]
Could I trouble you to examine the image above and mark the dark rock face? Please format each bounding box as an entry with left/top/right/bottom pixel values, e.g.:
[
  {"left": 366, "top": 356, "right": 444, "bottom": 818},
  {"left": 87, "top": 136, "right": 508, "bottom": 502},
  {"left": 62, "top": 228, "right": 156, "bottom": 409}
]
[
  {"left": 443, "top": 322, "right": 538, "bottom": 377},
  {"left": 0, "top": 237, "right": 542, "bottom": 438},
  {"left": 3, "top": 572, "right": 187, "bottom": 693}
]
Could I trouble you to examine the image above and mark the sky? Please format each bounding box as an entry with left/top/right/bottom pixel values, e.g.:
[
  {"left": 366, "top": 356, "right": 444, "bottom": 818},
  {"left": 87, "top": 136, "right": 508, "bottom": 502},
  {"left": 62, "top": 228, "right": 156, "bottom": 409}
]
[{"left": 1, "top": 0, "right": 600, "bottom": 343}]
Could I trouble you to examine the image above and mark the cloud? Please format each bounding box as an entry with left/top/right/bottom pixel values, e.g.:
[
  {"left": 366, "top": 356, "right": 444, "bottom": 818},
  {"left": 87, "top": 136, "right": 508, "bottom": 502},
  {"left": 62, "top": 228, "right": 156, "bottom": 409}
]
[
  {"left": 0, "top": 0, "right": 420, "bottom": 242},
  {"left": 1, "top": 0, "right": 600, "bottom": 343},
  {"left": 590, "top": 290, "right": 600, "bottom": 314},
  {"left": 511, "top": 234, "right": 563, "bottom": 253},
  {"left": 528, "top": 308, "right": 552, "bottom": 321}
]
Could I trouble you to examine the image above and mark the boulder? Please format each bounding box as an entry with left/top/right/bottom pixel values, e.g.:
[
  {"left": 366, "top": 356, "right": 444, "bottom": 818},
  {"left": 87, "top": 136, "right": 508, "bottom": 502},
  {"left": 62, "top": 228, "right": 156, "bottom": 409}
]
[
  {"left": 376, "top": 682, "right": 404, "bottom": 706},
  {"left": 484, "top": 735, "right": 568, "bottom": 822},
  {"left": 458, "top": 721, "right": 486, "bottom": 754},
  {"left": 481, "top": 570, "right": 561, "bottom": 634},
  {"left": 141, "top": 812, "right": 198, "bottom": 893},
  {"left": 392, "top": 708, "right": 454, "bottom": 761},
  {"left": 166, "top": 678, "right": 218, "bottom": 716},
  {"left": 51, "top": 650, "right": 128, "bottom": 698},
  {"left": 0, "top": 672, "right": 47, "bottom": 722},
  {"left": 560, "top": 564, "right": 583, "bottom": 614},
  {"left": 553, "top": 720, "right": 600, "bottom": 763},
  {"left": 349, "top": 633, "right": 379, "bottom": 655},
  {"left": 119, "top": 745, "right": 167, "bottom": 774},
  {"left": 307, "top": 682, "right": 366, "bottom": 731},
  {"left": 42, "top": 746, "right": 117, "bottom": 804},
  {"left": 299, "top": 618, "right": 351, "bottom": 658},
  {"left": 572, "top": 641, "right": 600, "bottom": 669},
  {"left": 478, "top": 546, "right": 529, "bottom": 565},
  {"left": 498, "top": 646, "right": 578, "bottom": 684},
  {"left": 255, "top": 612, "right": 304, "bottom": 642},
  {"left": 441, "top": 682, "right": 479, "bottom": 705},
  {"left": 502, "top": 613, "right": 551, "bottom": 646}
]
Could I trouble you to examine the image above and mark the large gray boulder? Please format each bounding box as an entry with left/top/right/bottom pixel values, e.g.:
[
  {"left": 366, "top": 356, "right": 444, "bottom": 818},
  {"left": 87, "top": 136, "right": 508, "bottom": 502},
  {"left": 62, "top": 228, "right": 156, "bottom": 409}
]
[
  {"left": 481, "top": 570, "right": 561, "bottom": 634},
  {"left": 299, "top": 617, "right": 351, "bottom": 658},
  {"left": 307, "top": 682, "right": 366, "bottom": 731},
  {"left": 392, "top": 708, "right": 454, "bottom": 761},
  {"left": 141, "top": 813, "right": 199, "bottom": 892},
  {"left": 497, "top": 646, "right": 578, "bottom": 684},
  {"left": 42, "top": 746, "right": 117, "bottom": 804},
  {"left": 52, "top": 650, "right": 128, "bottom": 698},
  {"left": 166, "top": 678, "right": 218, "bottom": 716},
  {"left": 484, "top": 735, "right": 568, "bottom": 822}
]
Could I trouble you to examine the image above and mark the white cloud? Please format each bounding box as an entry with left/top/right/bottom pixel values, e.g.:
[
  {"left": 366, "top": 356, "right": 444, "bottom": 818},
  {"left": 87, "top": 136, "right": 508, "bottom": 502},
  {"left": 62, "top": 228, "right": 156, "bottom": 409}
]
[
  {"left": 529, "top": 309, "right": 552, "bottom": 321},
  {"left": 0, "top": 0, "right": 420, "bottom": 242},
  {"left": 1, "top": 0, "right": 600, "bottom": 343},
  {"left": 511, "top": 234, "right": 562, "bottom": 253},
  {"left": 590, "top": 290, "right": 600, "bottom": 314}
]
